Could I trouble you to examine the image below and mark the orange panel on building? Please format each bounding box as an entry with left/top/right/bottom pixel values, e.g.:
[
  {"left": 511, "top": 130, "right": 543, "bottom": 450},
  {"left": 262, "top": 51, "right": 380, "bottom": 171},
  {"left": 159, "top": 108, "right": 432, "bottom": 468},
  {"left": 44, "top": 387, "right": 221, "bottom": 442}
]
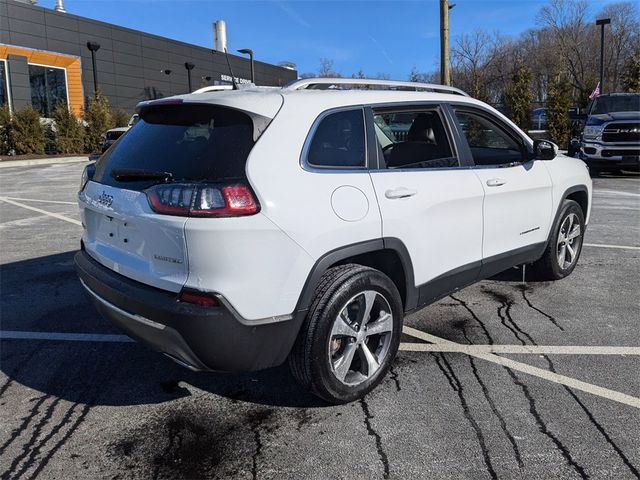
[{"left": 0, "top": 44, "right": 83, "bottom": 117}]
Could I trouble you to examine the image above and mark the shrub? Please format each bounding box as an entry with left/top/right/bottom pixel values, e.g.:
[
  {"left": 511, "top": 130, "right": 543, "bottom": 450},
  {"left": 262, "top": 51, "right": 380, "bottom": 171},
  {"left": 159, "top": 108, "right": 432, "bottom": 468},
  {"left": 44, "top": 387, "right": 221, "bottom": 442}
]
[
  {"left": 502, "top": 65, "right": 533, "bottom": 131},
  {"left": 84, "top": 92, "right": 113, "bottom": 153},
  {"left": 0, "top": 105, "right": 11, "bottom": 155},
  {"left": 111, "top": 108, "right": 130, "bottom": 128},
  {"left": 53, "top": 104, "right": 85, "bottom": 154},
  {"left": 546, "top": 76, "right": 572, "bottom": 148},
  {"left": 9, "top": 106, "right": 45, "bottom": 155}
]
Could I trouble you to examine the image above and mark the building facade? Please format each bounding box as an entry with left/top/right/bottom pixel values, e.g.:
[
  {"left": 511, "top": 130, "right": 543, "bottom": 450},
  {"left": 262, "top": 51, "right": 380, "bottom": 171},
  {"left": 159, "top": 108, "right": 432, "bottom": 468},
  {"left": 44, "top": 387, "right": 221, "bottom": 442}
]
[{"left": 0, "top": 0, "right": 297, "bottom": 116}]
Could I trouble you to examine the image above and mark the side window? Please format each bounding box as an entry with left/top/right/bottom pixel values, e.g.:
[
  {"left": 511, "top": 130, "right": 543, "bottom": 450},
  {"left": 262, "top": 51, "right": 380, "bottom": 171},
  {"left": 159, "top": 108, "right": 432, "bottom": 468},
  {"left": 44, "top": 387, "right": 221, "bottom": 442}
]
[
  {"left": 453, "top": 110, "right": 525, "bottom": 166},
  {"left": 307, "top": 109, "right": 366, "bottom": 168},
  {"left": 373, "top": 109, "right": 457, "bottom": 169}
]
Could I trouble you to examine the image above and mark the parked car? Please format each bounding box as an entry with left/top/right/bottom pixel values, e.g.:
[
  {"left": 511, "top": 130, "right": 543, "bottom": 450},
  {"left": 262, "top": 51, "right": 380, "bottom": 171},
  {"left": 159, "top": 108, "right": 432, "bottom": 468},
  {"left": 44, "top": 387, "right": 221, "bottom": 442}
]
[
  {"left": 101, "top": 114, "right": 139, "bottom": 152},
  {"left": 75, "top": 78, "right": 592, "bottom": 403},
  {"left": 580, "top": 93, "right": 640, "bottom": 174}
]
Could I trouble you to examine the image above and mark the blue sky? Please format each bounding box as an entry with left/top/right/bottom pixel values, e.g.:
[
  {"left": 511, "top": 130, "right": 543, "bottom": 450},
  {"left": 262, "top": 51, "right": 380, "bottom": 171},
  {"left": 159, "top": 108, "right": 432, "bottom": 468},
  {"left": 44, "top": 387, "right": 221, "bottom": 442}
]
[{"left": 49, "top": 0, "right": 617, "bottom": 79}]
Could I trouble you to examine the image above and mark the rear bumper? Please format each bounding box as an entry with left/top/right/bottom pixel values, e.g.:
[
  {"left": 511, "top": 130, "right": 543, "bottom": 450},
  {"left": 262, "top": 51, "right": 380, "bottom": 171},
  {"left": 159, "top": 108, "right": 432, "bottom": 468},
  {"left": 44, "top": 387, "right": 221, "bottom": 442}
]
[{"left": 74, "top": 250, "right": 303, "bottom": 372}]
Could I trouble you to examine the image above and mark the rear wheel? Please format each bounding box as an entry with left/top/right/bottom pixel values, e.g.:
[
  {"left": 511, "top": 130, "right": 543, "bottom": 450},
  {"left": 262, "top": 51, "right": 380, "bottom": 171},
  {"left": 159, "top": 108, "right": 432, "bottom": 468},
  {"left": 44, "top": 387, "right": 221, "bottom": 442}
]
[
  {"left": 531, "top": 200, "right": 585, "bottom": 280},
  {"left": 289, "top": 265, "right": 402, "bottom": 404}
]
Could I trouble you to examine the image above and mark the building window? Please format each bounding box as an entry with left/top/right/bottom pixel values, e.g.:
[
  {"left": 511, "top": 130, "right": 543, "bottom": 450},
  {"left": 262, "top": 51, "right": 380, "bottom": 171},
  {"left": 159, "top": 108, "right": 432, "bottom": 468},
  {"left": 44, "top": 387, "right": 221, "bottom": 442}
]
[
  {"left": 29, "top": 64, "right": 68, "bottom": 117},
  {"left": 0, "top": 60, "right": 8, "bottom": 107}
]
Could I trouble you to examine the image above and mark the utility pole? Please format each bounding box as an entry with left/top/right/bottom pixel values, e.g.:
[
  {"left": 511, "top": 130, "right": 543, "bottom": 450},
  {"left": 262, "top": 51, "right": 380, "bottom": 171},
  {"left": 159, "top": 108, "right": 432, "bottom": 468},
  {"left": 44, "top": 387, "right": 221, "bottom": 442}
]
[
  {"left": 596, "top": 18, "right": 610, "bottom": 94},
  {"left": 440, "top": 0, "right": 454, "bottom": 86}
]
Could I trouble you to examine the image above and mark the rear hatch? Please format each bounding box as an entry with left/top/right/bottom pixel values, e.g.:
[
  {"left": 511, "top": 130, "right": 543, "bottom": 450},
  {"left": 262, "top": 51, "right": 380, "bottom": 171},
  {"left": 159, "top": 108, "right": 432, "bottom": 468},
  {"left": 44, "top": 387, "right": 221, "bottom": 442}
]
[{"left": 79, "top": 98, "right": 276, "bottom": 292}]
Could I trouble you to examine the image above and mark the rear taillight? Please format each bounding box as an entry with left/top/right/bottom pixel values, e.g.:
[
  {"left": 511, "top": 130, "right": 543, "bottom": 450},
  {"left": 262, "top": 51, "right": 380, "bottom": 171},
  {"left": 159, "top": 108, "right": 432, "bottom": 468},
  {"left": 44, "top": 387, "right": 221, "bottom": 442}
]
[
  {"left": 79, "top": 163, "right": 96, "bottom": 192},
  {"left": 145, "top": 183, "right": 258, "bottom": 217},
  {"left": 178, "top": 290, "right": 219, "bottom": 307}
]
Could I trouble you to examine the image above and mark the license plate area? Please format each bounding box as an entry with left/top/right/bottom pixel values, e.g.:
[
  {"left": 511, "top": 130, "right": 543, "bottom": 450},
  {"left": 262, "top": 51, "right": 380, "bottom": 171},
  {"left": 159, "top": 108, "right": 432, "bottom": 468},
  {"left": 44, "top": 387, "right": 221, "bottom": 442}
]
[{"left": 95, "top": 214, "right": 142, "bottom": 253}]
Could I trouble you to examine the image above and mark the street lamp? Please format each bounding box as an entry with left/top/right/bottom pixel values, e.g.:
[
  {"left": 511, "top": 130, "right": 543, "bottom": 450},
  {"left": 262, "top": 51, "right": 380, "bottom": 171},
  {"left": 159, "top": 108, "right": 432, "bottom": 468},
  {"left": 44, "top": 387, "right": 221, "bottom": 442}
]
[
  {"left": 184, "top": 62, "right": 195, "bottom": 92},
  {"left": 596, "top": 18, "right": 611, "bottom": 94},
  {"left": 238, "top": 48, "right": 255, "bottom": 84},
  {"left": 86, "top": 41, "right": 101, "bottom": 96}
]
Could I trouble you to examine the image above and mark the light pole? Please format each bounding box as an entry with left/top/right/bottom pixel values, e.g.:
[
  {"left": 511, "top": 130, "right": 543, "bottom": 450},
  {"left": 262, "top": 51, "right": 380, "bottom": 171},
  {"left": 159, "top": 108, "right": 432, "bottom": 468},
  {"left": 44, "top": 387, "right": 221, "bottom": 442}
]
[
  {"left": 184, "top": 62, "right": 195, "bottom": 92},
  {"left": 439, "top": 1, "right": 455, "bottom": 86},
  {"left": 86, "top": 41, "right": 101, "bottom": 96},
  {"left": 238, "top": 48, "right": 255, "bottom": 84},
  {"left": 595, "top": 18, "right": 610, "bottom": 94}
]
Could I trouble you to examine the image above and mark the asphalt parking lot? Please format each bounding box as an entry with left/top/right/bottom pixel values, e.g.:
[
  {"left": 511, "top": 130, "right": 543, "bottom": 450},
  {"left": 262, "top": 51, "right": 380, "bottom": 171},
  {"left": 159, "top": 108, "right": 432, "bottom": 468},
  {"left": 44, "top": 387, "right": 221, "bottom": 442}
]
[{"left": 1, "top": 160, "right": 639, "bottom": 480}]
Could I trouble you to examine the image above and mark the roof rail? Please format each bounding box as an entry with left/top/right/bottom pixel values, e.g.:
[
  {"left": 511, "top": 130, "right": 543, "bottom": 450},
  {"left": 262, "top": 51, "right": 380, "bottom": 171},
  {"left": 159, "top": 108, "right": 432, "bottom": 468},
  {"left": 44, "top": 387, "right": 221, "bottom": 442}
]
[{"left": 284, "top": 77, "right": 469, "bottom": 97}]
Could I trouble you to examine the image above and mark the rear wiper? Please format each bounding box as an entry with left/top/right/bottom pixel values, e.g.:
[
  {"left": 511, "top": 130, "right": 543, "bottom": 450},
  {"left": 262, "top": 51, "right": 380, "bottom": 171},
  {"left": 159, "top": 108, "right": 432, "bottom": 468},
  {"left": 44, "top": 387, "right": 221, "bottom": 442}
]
[{"left": 110, "top": 169, "right": 173, "bottom": 182}]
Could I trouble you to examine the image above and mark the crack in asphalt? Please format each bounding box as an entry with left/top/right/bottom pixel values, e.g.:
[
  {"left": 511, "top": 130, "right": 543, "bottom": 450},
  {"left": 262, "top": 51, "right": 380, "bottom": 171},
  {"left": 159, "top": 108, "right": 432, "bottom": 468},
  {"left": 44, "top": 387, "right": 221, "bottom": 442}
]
[
  {"left": 482, "top": 288, "right": 588, "bottom": 479},
  {"left": 0, "top": 395, "right": 49, "bottom": 458},
  {"left": 388, "top": 364, "right": 402, "bottom": 392},
  {"left": 517, "top": 288, "right": 640, "bottom": 479},
  {"left": 359, "top": 397, "right": 390, "bottom": 479},
  {"left": 519, "top": 286, "right": 564, "bottom": 331},
  {"left": 13, "top": 401, "right": 86, "bottom": 480},
  {"left": 2, "top": 397, "right": 60, "bottom": 480},
  {"left": 26, "top": 403, "right": 91, "bottom": 480},
  {"left": 295, "top": 408, "right": 312, "bottom": 432},
  {"left": 450, "top": 295, "right": 524, "bottom": 470},
  {"left": 431, "top": 352, "right": 498, "bottom": 480}
]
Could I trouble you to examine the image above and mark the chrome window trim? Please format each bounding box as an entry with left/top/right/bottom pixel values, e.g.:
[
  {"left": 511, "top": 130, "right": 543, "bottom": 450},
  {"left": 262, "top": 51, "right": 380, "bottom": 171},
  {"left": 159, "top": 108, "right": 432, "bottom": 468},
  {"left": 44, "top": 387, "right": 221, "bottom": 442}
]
[{"left": 300, "top": 105, "right": 369, "bottom": 173}]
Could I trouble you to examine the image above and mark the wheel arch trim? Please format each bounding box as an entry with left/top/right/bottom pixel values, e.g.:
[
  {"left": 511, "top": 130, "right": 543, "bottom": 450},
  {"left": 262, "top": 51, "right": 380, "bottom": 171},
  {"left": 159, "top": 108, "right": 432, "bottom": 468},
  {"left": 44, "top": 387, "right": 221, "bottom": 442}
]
[{"left": 294, "top": 238, "right": 417, "bottom": 315}]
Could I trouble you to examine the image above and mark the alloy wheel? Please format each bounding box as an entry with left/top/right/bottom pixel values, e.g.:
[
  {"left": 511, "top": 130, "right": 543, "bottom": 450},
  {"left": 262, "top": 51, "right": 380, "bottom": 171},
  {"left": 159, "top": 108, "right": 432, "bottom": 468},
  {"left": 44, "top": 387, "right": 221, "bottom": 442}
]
[
  {"left": 557, "top": 212, "right": 582, "bottom": 269},
  {"left": 328, "top": 290, "right": 394, "bottom": 386}
]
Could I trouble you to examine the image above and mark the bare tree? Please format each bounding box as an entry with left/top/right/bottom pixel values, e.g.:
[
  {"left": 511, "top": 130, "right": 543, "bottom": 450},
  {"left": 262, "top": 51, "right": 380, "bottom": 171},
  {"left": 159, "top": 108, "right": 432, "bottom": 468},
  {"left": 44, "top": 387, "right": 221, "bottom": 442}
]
[{"left": 318, "top": 58, "right": 340, "bottom": 78}]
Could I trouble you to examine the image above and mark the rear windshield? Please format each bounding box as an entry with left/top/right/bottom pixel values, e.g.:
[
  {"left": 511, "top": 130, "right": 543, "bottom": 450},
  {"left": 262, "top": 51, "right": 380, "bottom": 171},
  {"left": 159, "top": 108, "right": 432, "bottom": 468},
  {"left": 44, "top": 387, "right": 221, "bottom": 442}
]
[{"left": 93, "top": 103, "right": 256, "bottom": 190}]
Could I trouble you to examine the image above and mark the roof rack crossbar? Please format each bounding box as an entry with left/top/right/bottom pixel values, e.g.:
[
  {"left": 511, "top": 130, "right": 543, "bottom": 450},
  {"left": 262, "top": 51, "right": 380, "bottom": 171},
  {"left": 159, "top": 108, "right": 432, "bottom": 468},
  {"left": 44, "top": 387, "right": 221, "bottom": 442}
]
[{"left": 284, "top": 77, "right": 469, "bottom": 96}]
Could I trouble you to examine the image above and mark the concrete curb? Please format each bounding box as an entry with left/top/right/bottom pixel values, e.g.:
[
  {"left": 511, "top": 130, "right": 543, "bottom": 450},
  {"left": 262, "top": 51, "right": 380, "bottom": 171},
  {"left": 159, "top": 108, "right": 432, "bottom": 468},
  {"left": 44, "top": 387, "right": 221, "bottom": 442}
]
[{"left": 0, "top": 156, "right": 91, "bottom": 169}]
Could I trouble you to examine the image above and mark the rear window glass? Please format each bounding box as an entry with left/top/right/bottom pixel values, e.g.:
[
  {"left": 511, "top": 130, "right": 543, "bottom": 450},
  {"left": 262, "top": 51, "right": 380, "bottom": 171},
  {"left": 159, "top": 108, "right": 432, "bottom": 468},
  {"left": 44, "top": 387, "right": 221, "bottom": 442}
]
[
  {"left": 93, "top": 103, "right": 256, "bottom": 190},
  {"left": 307, "top": 109, "right": 366, "bottom": 168}
]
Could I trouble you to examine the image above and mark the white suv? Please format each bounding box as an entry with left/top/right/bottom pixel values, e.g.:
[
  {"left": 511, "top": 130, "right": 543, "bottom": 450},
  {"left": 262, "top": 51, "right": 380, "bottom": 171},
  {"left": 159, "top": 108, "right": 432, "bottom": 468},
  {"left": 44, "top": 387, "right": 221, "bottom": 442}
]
[{"left": 75, "top": 78, "right": 592, "bottom": 403}]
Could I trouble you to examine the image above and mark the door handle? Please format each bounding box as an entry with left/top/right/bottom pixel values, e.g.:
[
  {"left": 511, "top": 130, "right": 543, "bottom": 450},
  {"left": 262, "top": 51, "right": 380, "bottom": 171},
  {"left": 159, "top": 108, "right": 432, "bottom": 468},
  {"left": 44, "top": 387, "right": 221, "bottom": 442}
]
[
  {"left": 486, "top": 178, "right": 507, "bottom": 187},
  {"left": 385, "top": 187, "right": 417, "bottom": 199}
]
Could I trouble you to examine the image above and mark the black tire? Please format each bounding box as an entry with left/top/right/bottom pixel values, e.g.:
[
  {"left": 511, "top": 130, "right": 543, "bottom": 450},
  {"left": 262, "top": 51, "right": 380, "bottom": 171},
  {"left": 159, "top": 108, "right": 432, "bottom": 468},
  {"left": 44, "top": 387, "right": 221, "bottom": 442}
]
[
  {"left": 589, "top": 167, "right": 602, "bottom": 178},
  {"left": 288, "top": 264, "right": 403, "bottom": 404},
  {"left": 531, "top": 200, "right": 585, "bottom": 280}
]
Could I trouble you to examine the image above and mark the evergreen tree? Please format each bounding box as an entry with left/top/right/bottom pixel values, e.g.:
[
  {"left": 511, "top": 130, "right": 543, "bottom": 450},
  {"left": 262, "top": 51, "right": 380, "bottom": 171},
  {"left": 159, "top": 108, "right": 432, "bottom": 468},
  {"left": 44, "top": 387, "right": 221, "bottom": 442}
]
[
  {"left": 84, "top": 92, "right": 113, "bottom": 153},
  {"left": 53, "top": 105, "right": 85, "bottom": 154},
  {"left": 502, "top": 65, "right": 533, "bottom": 131},
  {"left": 111, "top": 108, "right": 131, "bottom": 127},
  {"left": 546, "top": 75, "right": 572, "bottom": 148},
  {"left": 9, "top": 107, "right": 45, "bottom": 155},
  {"left": 0, "top": 105, "right": 11, "bottom": 156}
]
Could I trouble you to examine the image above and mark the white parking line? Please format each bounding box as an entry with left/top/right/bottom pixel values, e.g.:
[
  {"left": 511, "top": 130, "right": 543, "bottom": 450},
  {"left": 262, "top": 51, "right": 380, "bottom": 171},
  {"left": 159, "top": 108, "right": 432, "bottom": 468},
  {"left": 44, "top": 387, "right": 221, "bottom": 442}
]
[
  {"left": 402, "top": 326, "right": 640, "bottom": 409},
  {"left": 594, "top": 190, "right": 640, "bottom": 197},
  {"left": 584, "top": 243, "right": 640, "bottom": 251},
  {"left": 0, "top": 196, "right": 81, "bottom": 226},
  {"left": 0, "top": 330, "right": 132, "bottom": 342},
  {"left": 399, "top": 343, "right": 640, "bottom": 355},
  {"left": 2, "top": 196, "right": 76, "bottom": 205}
]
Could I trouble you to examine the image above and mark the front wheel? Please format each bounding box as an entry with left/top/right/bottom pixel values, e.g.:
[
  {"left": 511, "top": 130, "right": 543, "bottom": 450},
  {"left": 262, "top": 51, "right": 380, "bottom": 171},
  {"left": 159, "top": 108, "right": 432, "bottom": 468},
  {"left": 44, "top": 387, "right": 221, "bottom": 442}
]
[
  {"left": 531, "top": 200, "right": 585, "bottom": 280},
  {"left": 289, "top": 265, "right": 403, "bottom": 404}
]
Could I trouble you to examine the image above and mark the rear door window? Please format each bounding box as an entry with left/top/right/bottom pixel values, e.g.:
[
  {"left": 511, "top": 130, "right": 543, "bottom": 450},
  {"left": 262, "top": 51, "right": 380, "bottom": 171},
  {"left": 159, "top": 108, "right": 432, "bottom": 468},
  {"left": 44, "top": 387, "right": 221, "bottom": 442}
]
[{"left": 93, "top": 103, "right": 257, "bottom": 190}]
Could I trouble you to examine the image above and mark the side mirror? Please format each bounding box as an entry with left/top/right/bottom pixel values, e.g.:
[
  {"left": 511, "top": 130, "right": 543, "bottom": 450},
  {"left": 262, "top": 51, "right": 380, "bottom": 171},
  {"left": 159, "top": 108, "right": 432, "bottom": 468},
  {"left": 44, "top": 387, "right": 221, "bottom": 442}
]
[{"left": 533, "top": 139, "right": 557, "bottom": 161}]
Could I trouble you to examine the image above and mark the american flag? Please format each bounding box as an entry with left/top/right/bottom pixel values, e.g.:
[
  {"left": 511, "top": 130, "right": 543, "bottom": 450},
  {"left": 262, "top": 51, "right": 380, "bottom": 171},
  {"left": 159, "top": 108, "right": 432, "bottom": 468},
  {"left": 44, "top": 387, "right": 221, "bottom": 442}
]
[{"left": 589, "top": 83, "right": 600, "bottom": 100}]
